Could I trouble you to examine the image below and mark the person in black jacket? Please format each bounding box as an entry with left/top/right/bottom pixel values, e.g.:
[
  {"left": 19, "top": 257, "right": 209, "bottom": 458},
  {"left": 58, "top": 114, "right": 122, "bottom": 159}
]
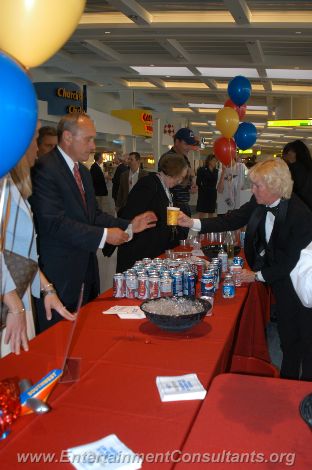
[
  {"left": 30, "top": 114, "right": 156, "bottom": 331},
  {"left": 112, "top": 154, "right": 128, "bottom": 205},
  {"left": 178, "top": 159, "right": 312, "bottom": 381},
  {"left": 90, "top": 152, "right": 108, "bottom": 212},
  {"left": 282, "top": 139, "right": 312, "bottom": 210},
  {"left": 116, "top": 153, "right": 188, "bottom": 273},
  {"left": 196, "top": 154, "right": 218, "bottom": 217}
]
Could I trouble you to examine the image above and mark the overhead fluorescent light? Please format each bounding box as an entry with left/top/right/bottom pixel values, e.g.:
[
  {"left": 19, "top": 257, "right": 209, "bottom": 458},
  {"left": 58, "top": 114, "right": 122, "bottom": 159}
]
[
  {"left": 171, "top": 108, "right": 193, "bottom": 112},
  {"left": 190, "top": 122, "right": 209, "bottom": 127},
  {"left": 267, "top": 69, "right": 312, "bottom": 80},
  {"left": 151, "top": 11, "right": 234, "bottom": 23},
  {"left": 199, "top": 131, "right": 213, "bottom": 135},
  {"left": 197, "top": 68, "right": 259, "bottom": 78},
  {"left": 80, "top": 13, "right": 133, "bottom": 24},
  {"left": 216, "top": 82, "right": 264, "bottom": 91},
  {"left": 125, "top": 81, "right": 156, "bottom": 88},
  {"left": 272, "top": 84, "right": 312, "bottom": 93},
  {"left": 246, "top": 110, "right": 269, "bottom": 116},
  {"left": 262, "top": 133, "right": 283, "bottom": 138},
  {"left": 130, "top": 66, "right": 193, "bottom": 76},
  {"left": 251, "top": 11, "right": 312, "bottom": 23},
  {"left": 163, "top": 82, "right": 208, "bottom": 89},
  {"left": 198, "top": 108, "right": 220, "bottom": 113},
  {"left": 189, "top": 103, "right": 222, "bottom": 109}
]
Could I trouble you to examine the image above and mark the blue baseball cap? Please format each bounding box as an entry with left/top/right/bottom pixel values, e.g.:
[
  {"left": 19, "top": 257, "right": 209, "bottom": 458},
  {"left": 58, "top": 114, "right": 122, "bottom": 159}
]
[{"left": 174, "top": 128, "right": 197, "bottom": 145}]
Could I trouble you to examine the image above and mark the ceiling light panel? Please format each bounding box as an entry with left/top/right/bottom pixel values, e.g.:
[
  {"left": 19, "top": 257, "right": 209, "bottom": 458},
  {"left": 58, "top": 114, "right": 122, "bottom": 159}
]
[
  {"left": 267, "top": 69, "right": 312, "bottom": 80},
  {"left": 126, "top": 81, "right": 156, "bottom": 88},
  {"left": 197, "top": 68, "right": 259, "bottom": 78},
  {"left": 130, "top": 66, "right": 194, "bottom": 76},
  {"left": 163, "top": 82, "right": 208, "bottom": 89},
  {"left": 171, "top": 108, "right": 193, "bottom": 112}
]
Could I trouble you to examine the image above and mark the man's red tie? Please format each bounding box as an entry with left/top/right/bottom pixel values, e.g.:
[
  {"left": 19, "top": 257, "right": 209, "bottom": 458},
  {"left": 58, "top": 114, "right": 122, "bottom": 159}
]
[{"left": 73, "top": 163, "right": 87, "bottom": 208}]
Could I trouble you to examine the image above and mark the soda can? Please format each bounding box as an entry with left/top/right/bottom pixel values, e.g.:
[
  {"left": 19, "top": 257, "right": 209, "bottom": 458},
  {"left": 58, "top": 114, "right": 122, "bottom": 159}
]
[
  {"left": 183, "top": 271, "right": 196, "bottom": 297},
  {"left": 201, "top": 271, "right": 215, "bottom": 296},
  {"left": 137, "top": 275, "right": 149, "bottom": 300},
  {"left": 172, "top": 271, "right": 183, "bottom": 297},
  {"left": 233, "top": 256, "right": 244, "bottom": 268},
  {"left": 125, "top": 269, "right": 136, "bottom": 276},
  {"left": 222, "top": 274, "right": 235, "bottom": 298},
  {"left": 149, "top": 275, "right": 160, "bottom": 299},
  {"left": 142, "top": 257, "right": 152, "bottom": 265},
  {"left": 210, "top": 263, "right": 220, "bottom": 289},
  {"left": 194, "top": 260, "right": 206, "bottom": 280},
  {"left": 113, "top": 273, "right": 125, "bottom": 298},
  {"left": 160, "top": 275, "right": 173, "bottom": 297},
  {"left": 125, "top": 275, "right": 138, "bottom": 298}
]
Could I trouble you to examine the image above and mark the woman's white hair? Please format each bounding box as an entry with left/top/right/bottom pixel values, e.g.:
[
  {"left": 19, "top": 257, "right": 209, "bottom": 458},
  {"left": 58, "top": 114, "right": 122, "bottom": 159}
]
[{"left": 249, "top": 158, "right": 293, "bottom": 199}]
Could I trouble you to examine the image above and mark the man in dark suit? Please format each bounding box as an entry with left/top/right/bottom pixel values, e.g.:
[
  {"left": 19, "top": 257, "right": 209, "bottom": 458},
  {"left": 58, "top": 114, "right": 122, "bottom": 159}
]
[
  {"left": 30, "top": 113, "right": 156, "bottom": 332},
  {"left": 116, "top": 151, "right": 148, "bottom": 213},
  {"left": 90, "top": 151, "right": 108, "bottom": 212},
  {"left": 112, "top": 154, "right": 128, "bottom": 205},
  {"left": 178, "top": 159, "right": 312, "bottom": 381}
]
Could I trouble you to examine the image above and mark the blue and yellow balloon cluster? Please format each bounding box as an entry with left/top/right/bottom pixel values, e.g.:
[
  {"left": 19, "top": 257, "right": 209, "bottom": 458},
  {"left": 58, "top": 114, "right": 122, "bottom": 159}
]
[
  {"left": 0, "top": 0, "right": 86, "bottom": 178},
  {"left": 214, "top": 75, "right": 257, "bottom": 166}
]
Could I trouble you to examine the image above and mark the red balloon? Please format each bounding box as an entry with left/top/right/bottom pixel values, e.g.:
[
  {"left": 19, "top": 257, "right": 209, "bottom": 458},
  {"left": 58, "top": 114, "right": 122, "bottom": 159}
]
[
  {"left": 224, "top": 98, "right": 247, "bottom": 120},
  {"left": 213, "top": 137, "right": 236, "bottom": 166}
]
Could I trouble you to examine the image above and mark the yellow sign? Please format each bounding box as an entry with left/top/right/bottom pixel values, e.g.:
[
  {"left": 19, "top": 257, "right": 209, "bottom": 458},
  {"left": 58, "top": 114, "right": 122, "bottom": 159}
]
[
  {"left": 111, "top": 109, "right": 153, "bottom": 137},
  {"left": 238, "top": 149, "right": 253, "bottom": 154},
  {"left": 268, "top": 119, "right": 312, "bottom": 127}
]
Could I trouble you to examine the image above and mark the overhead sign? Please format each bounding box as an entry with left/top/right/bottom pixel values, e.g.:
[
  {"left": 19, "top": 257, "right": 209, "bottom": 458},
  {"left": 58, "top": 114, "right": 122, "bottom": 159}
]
[
  {"left": 268, "top": 119, "right": 312, "bottom": 127},
  {"left": 111, "top": 109, "right": 153, "bottom": 137},
  {"left": 35, "top": 82, "right": 84, "bottom": 115}
]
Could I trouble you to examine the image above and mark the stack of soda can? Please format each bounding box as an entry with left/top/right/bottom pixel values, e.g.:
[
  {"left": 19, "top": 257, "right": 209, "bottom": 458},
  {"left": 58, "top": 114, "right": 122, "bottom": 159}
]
[
  {"left": 113, "top": 257, "right": 207, "bottom": 300},
  {"left": 200, "top": 257, "right": 222, "bottom": 297}
]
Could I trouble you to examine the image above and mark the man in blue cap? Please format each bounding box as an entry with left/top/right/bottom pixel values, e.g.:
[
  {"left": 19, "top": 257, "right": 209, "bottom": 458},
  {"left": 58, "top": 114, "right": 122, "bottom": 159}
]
[{"left": 159, "top": 127, "right": 198, "bottom": 239}]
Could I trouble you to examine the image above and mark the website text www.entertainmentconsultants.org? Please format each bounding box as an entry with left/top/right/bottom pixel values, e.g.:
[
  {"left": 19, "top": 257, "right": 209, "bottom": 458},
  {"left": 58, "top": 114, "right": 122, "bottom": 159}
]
[{"left": 16, "top": 449, "right": 296, "bottom": 466}]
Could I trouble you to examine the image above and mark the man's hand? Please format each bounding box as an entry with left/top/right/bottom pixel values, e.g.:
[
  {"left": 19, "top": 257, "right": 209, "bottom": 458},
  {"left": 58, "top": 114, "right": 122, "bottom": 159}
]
[
  {"left": 241, "top": 269, "right": 256, "bottom": 283},
  {"left": 106, "top": 227, "right": 129, "bottom": 245},
  {"left": 132, "top": 211, "right": 157, "bottom": 233},
  {"left": 177, "top": 212, "right": 193, "bottom": 228}
]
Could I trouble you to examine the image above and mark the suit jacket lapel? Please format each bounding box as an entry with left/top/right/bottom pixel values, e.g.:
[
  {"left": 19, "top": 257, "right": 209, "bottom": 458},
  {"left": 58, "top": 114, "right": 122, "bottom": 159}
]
[
  {"left": 245, "top": 205, "right": 266, "bottom": 267},
  {"left": 268, "top": 198, "right": 289, "bottom": 248}
]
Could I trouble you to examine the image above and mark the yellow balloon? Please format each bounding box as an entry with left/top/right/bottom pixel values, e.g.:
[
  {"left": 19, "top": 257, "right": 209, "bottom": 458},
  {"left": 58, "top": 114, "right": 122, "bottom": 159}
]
[
  {"left": 0, "top": 0, "right": 86, "bottom": 68},
  {"left": 216, "top": 107, "right": 239, "bottom": 138}
]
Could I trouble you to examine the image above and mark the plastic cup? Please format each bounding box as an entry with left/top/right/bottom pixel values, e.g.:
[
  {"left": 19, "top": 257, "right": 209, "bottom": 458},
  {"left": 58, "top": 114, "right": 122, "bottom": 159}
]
[{"left": 167, "top": 206, "right": 180, "bottom": 226}]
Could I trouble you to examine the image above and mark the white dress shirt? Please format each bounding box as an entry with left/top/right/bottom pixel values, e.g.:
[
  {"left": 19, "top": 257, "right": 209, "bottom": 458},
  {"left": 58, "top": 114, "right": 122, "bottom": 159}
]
[
  {"left": 129, "top": 169, "right": 139, "bottom": 192},
  {"left": 290, "top": 242, "right": 312, "bottom": 307}
]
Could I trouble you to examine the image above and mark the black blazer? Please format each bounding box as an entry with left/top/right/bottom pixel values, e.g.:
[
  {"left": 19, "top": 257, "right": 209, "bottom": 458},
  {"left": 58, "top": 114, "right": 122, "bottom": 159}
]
[
  {"left": 200, "top": 194, "right": 312, "bottom": 286},
  {"left": 112, "top": 163, "right": 128, "bottom": 201},
  {"left": 30, "top": 147, "right": 129, "bottom": 307},
  {"left": 90, "top": 162, "right": 108, "bottom": 196},
  {"left": 116, "top": 173, "right": 179, "bottom": 272}
]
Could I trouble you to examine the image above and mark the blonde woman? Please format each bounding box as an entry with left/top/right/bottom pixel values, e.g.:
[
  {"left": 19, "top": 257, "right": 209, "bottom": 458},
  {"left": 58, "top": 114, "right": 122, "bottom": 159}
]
[
  {"left": 1, "top": 126, "right": 76, "bottom": 357},
  {"left": 178, "top": 159, "right": 312, "bottom": 381}
]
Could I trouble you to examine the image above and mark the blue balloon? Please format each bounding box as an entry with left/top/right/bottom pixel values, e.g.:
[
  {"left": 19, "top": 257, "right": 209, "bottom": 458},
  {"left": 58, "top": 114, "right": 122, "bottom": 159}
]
[
  {"left": 234, "top": 122, "right": 257, "bottom": 150},
  {"left": 0, "top": 52, "right": 37, "bottom": 178},
  {"left": 228, "top": 75, "right": 252, "bottom": 106}
]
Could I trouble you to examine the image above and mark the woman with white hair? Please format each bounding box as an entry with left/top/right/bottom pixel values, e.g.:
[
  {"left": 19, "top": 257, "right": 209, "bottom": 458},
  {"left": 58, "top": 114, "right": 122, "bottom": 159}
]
[{"left": 178, "top": 158, "right": 312, "bottom": 381}]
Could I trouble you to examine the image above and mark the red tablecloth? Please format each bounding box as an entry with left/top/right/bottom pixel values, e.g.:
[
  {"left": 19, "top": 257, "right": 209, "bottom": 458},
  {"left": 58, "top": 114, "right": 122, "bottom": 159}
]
[
  {"left": 174, "top": 373, "right": 312, "bottom": 469},
  {"left": 0, "top": 286, "right": 250, "bottom": 469}
]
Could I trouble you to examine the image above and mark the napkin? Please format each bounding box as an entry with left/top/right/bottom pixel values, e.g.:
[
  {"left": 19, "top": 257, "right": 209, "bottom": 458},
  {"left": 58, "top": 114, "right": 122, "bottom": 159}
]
[
  {"left": 103, "top": 306, "right": 145, "bottom": 319},
  {"left": 67, "top": 434, "right": 142, "bottom": 470},
  {"left": 156, "top": 373, "right": 207, "bottom": 402}
]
